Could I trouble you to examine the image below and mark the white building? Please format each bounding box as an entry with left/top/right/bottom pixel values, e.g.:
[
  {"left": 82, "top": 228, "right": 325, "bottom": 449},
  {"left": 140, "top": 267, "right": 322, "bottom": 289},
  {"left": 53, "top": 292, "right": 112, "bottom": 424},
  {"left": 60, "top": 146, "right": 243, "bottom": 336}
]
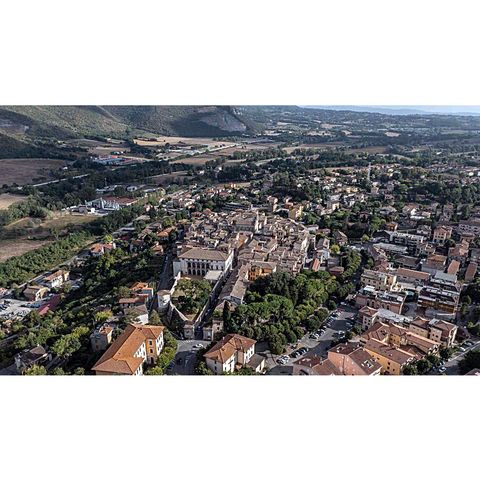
[
  {"left": 204, "top": 334, "right": 256, "bottom": 374},
  {"left": 173, "top": 247, "right": 234, "bottom": 278}
]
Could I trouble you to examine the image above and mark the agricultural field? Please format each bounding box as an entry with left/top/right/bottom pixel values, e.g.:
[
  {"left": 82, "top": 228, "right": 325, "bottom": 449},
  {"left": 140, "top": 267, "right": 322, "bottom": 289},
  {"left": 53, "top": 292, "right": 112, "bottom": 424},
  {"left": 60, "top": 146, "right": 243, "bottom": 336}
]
[
  {"left": 0, "top": 193, "right": 26, "bottom": 210},
  {"left": 148, "top": 171, "right": 191, "bottom": 185},
  {"left": 0, "top": 213, "right": 95, "bottom": 262},
  {"left": 0, "top": 239, "right": 52, "bottom": 262},
  {"left": 135, "top": 136, "right": 237, "bottom": 149},
  {"left": 0, "top": 158, "right": 68, "bottom": 186},
  {"left": 282, "top": 143, "right": 389, "bottom": 155},
  {"left": 170, "top": 155, "right": 216, "bottom": 165}
]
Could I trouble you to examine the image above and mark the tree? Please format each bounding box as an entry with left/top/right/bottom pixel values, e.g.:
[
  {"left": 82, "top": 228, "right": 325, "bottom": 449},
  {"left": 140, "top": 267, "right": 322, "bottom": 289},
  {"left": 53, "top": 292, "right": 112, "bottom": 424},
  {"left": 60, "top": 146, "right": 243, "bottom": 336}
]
[
  {"left": 330, "top": 244, "right": 341, "bottom": 255},
  {"left": 268, "top": 334, "right": 284, "bottom": 355},
  {"left": 24, "top": 365, "right": 47, "bottom": 375},
  {"left": 459, "top": 350, "right": 480, "bottom": 375},
  {"left": 327, "top": 300, "right": 337, "bottom": 311},
  {"left": 402, "top": 363, "right": 418, "bottom": 375},
  {"left": 52, "top": 335, "right": 81, "bottom": 358},
  {"left": 195, "top": 360, "right": 213, "bottom": 375},
  {"left": 227, "top": 367, "right": 256, "bottom": 375},
  {"left": 149, "top": 310, "right": 162, "bottom": 325},
  {"left": 440, "top": 347, "right": 454, "bottom": 361},
  {"left": 145, "top": 365, "right": 164, "bottom": 375},
  {"left": 426, "top": 354, "right": 441, "bottom": 367},
  {"left": 416, "top": 359, "right": 432, "bottom": 374}
]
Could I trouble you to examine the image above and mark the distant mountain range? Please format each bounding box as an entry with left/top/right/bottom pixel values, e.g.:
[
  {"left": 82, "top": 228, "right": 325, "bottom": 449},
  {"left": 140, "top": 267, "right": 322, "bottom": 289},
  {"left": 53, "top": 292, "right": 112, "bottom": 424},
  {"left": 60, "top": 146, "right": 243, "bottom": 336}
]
[{"left": 304, "top": 106, "right": 480, "bottom": 116}]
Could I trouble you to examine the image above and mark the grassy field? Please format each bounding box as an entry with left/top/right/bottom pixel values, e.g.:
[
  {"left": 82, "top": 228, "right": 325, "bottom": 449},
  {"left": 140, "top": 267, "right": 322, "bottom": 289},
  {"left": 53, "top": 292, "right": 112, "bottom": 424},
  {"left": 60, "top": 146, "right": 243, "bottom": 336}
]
[
  {"left": 0, "top": 239, "right": 52, "bottom": 262},
  {"left": 0, "top": 193, "right": 27, "bottom": 210},
  {"left": 0, "top": 158, "right": 68, "bottom": 186},
  {"left": 3, "top": 213, "right": 95, "bottom": 233},
  {"left": 41, "top": 214, "right": 96, "bottom": 229},
  {"left": 0, "top": 213, "right": 95, "bottom": 262}
]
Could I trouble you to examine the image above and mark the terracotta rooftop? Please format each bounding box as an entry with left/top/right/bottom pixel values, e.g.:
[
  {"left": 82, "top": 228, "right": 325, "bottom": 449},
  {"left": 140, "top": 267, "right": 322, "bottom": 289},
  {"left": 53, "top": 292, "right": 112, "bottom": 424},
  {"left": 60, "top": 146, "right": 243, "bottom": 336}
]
[
  {"left": 92, "top": 323, "right": 164, "bottom": 375},
  {"left": 364, "top": 339, "right": 415, "bottom": 365},
  {"left": 204, "top": 334, "right": 256, "bottom": 364}
]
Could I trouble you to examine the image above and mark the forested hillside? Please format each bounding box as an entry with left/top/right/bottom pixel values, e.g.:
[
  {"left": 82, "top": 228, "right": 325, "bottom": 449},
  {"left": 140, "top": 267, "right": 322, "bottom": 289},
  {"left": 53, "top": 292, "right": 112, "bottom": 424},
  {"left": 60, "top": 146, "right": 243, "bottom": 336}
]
[{"left": 0, "top": 105, "right": 254, "bottom": 158}]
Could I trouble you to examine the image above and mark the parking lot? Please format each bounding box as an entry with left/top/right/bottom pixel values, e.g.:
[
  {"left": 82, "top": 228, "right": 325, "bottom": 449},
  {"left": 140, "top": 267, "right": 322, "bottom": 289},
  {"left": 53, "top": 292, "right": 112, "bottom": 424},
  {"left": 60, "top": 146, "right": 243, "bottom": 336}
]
[
  {"left": 265, "top": 304, "right": 358, "bottom": 375},
  {"left": 0, "top": 298, "right": 33, "bottom": 322}
]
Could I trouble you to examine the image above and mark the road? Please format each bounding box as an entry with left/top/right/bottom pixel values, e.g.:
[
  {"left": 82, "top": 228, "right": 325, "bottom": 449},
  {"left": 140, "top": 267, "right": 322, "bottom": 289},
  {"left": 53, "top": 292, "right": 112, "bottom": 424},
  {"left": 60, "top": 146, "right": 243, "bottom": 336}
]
[
  {"left": 28, "top": 173, "right": 90, "bottom": 188},
  {"left": 442, "top": 340, "right": 480, "bottom": 375},
  {"left": 264, "top": 305, "right": 357, "bottom": 375},
  {"left": 167, "top": 339, "right": 210, "bottom": 375},
  {"left": 158, "top": 252, "right": 173, "bottom": 291}
]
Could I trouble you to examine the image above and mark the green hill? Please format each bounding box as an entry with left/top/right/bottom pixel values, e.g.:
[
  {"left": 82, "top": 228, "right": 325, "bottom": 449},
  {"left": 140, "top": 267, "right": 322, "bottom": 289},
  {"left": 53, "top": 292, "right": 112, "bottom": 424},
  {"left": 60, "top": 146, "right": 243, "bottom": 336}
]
[{"left": 0, "top": 105, "right": 253, "bottom": 158}]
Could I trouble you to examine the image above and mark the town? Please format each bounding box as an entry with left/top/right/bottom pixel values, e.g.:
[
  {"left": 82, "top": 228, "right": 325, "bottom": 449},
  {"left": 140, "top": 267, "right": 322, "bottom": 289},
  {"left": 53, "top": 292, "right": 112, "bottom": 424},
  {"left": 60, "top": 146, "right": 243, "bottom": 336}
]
[{"left": 2, "top": 107, "right": 480, "bottom": 376}]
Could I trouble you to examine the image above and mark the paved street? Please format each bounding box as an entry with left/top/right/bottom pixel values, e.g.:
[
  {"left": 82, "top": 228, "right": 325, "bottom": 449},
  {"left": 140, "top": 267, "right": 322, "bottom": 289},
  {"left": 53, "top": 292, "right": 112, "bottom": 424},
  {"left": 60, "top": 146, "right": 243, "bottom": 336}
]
[
  {"left": 264, "top": 304, "right": 358, "bottom": 375},
  {"left": 443, "top": 340, "right": 480, "bottom": 375},
  {"left": 158, "top": 251, "right": 173, "bottom": 291},
  {"left": 167, "top": 339, "right": 210, "bottom": 375}
]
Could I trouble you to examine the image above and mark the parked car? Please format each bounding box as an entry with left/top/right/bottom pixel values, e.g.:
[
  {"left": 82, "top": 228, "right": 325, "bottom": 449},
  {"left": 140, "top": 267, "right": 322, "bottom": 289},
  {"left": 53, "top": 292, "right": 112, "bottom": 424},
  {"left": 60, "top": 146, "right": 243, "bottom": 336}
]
[
  {"left": 193, "top": 343, "right": 204, "bottom": 349},
  {"left": 438, "top": 366, "right": 447, "bottom": 373}
]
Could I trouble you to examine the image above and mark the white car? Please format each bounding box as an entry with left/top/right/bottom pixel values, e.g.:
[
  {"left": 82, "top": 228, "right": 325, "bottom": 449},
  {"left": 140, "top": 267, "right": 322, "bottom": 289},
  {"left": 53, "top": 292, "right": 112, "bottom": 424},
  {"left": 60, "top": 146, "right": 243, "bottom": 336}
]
[{"left": 193, "top": 343, "right": 204, "bottom": 349}]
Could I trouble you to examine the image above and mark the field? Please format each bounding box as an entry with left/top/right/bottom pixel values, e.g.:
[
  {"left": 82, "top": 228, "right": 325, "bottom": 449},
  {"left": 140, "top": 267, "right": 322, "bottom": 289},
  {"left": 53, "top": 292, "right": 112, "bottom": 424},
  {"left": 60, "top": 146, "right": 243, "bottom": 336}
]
[
  {"left": 0, "top": 193, "right": 27, "bottom": 210},
  {"left": 0, "top": 213, "right": 95, "bottom": 262},
  {"left": 135, "top": 136, "right": 237, "bottom": 149},
  {"left": 0, "top": 239, "right": 52, "bottom": 262},
  {"left": 148, "top": 171, "right": 191, "bottom": 185},
  {"left": 3, "top": 213, "right": 95, "bottom": 233},
  {"left": 0, "top": 158, "right": 68, "bottom": 186},
  {"left": 170, "top": 155, "right": 216, "bottom": 165},
  {"left": 282, "top": 143, "right": 389, "bottom": 155}
]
